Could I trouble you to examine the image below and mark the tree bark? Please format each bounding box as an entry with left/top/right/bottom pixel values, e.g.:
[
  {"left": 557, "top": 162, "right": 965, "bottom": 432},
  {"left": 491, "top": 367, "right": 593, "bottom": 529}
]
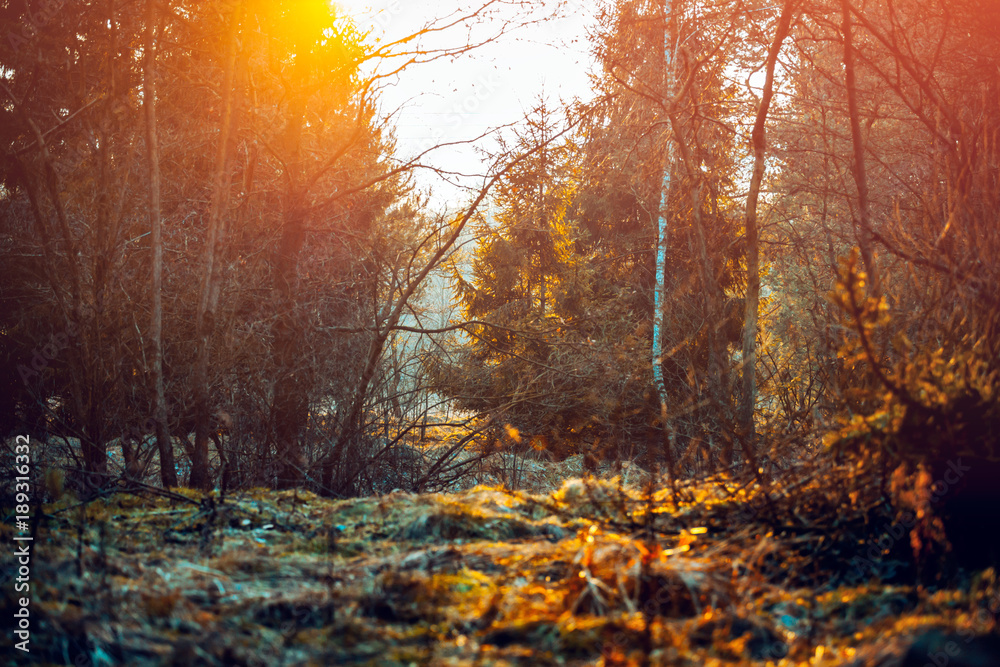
[
  {"left": 144, "top": 0, "right": 178, "bottom": 488},
  {"left": 739, "top": 0, "right": 795, "bottom": 453},
  {"left": 270, "top": 187, "right": 310, "bottom": 489},
  {"left": 651, "top": 0, "right": 676, "bottom": 459},
  {"left": 268, "top": 83, "right": 311, "bottom": 489},
  {"left": 190, "top": 1, "right": 244, "bottom": 491},
  {"left": 841, "top": 0, "right": 882, "bottom": 300}
]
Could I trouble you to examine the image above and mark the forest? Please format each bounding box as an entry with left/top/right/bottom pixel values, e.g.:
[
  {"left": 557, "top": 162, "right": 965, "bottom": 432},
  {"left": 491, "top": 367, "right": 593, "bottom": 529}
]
[{"left": 1, "top": 0, "right": 999, "bottom": 664}]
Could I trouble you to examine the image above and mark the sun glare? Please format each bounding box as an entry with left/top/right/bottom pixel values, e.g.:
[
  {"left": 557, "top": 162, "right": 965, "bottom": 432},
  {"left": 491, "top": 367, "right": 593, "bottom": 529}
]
[{"left": 267, "top": 0, "right": 341, "bottom": 51}]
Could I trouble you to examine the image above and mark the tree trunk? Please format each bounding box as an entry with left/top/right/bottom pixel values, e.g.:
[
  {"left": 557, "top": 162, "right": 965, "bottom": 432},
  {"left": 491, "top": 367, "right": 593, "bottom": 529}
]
[
  {"left": 739, "top": 0, "right": 795, "bottom": 454},
  {"left": 190, "top": 2, "right": 244, "bottom": 490},
  {"left": 144, "top": 0, "right": 178, "bottom": 488},
  {"left": 651, "top": 0, "right": 676, "bottom": 457},
  {"left": 5, "top": 83, "right": 102, "bottom": 482},
  {"left": 841, "top": 0, "right": 882, "bottom": 300},
  {"left": 269, "top": 88, "right": 310, "bottom": 489},
  {"left": 270, "top": 189, "right": 310, "bottom": 489}
]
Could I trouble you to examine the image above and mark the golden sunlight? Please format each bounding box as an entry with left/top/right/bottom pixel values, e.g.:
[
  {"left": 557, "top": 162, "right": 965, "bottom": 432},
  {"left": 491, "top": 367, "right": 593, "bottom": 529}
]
[
  {"left": 262, "top": 0, "right": 341, "bottom": 52},
  {"left": 6, "top": 0, "right": 1000, "bottom": 662}
]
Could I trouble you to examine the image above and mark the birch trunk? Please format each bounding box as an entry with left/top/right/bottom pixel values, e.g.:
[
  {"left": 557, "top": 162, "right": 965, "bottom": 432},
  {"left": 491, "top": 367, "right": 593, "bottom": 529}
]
[{"left": 652, "top": 0, "right": 675, "bottom": 440}]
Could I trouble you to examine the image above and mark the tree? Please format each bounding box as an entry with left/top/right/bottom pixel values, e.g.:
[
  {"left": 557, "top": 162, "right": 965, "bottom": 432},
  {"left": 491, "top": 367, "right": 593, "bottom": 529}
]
[
  {"left": 1, "top": 0, "right": 538, "bottom": 495},
  {"left": 144, "top": 0, "right": 178, "bottom": 487},
  {"left": 839, "top": 0, "right": 881, "bottom": 300},
  {"left": 575, "top": 0, "right": 748, "bottom": 466},
  {"left": 651, "top": 0, "right": 677, "bottom": 463},
  {"left": 184, "top": 0, "right": 246, "bottom": 491},
  {"left": 430, "top": 101, "right": 598, "bottom": 450},
  {"left": 1, "top": 0, "right": 152, "bottom": 487},
  {"left": 739, "top": 0, "right": 1000, "bottom": 469},
  {"left": 738, "top": 0, "right": 796, "bottom": 451}
]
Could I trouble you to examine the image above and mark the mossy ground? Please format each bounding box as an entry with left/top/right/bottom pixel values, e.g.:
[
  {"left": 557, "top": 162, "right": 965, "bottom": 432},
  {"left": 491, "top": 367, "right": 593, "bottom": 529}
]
[{"left": 4, "top": 467, "right": 998, "bottom": 666}]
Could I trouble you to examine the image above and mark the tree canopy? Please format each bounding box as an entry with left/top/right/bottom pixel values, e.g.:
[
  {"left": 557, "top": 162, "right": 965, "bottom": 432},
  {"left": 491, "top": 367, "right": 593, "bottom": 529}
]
[{"left": 1, "top": 0, "right": 998, "bottom": 497}]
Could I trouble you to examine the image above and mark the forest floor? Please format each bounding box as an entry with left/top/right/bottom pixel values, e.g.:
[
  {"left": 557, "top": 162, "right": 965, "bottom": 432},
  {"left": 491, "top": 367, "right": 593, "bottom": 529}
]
[{"left": 4, "top": 454, "right": 999, "bottom": 666}]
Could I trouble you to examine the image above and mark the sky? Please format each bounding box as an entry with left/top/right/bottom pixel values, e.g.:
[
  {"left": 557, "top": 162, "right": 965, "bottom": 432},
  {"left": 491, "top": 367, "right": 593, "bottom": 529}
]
[{"left": 333, "top": 0, "right": 599, "bottom": 208}]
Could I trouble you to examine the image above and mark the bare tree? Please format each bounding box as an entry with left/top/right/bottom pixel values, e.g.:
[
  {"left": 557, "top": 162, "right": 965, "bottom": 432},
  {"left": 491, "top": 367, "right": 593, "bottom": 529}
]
[
  {"left": 144, "top": 0, "right": 178, "bottom": 487},
  {"left": 320, "top": 118, "right": 581, "bottom": 494},
  {"left": 190, "top": 1, "right": 245, "bottom": 490},
  {"left": 739, "top": 0, "right": 796, "bottom": 452},
  {"left": 840, "top": 0, "right": 881, "bottom": 299}
]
